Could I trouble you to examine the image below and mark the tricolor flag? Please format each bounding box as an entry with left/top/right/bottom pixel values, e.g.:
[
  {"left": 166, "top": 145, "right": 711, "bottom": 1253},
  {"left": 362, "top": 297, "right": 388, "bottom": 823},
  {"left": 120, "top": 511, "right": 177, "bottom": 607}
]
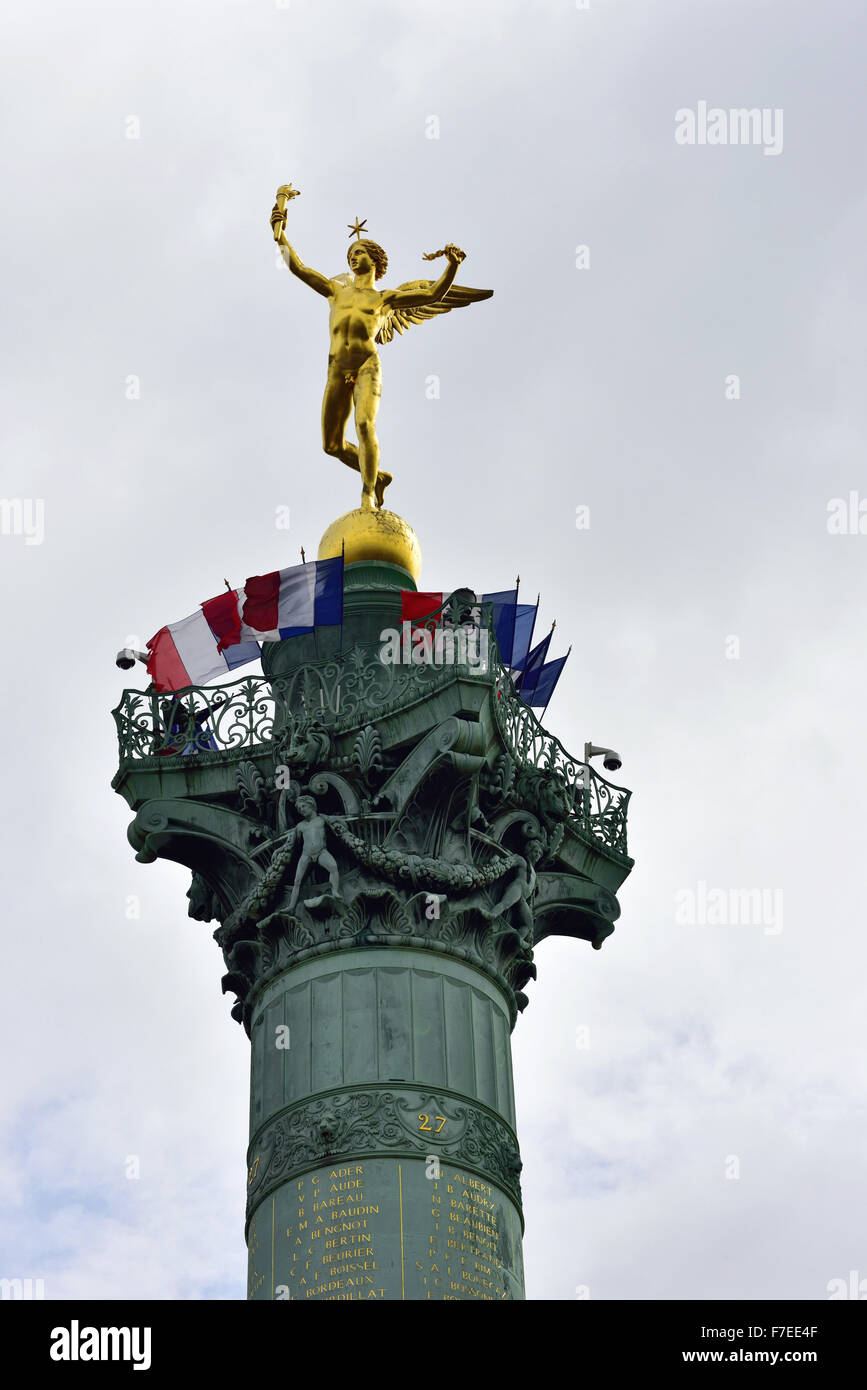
[
  {"left": 146, "top": 610, "right": 262, "bottom": 693},
  {"left": 238, "top": 555, "right": 343, "bottom": 642},
  {"left": 147, "top": 556, "right": 343, "bottom": 692},
  {"left": 400, "top": 591, "right": 448, "bottom": 633},
  {"left": 401, "top": 587, "right": 539, "bottom": 672},
  {"left": 396, "top": 583, "right": 568, "bottom": 711}
]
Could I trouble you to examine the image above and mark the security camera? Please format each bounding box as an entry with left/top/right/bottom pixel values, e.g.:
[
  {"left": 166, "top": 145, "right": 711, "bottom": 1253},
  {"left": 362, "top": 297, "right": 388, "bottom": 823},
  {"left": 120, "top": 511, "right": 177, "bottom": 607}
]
[
  {"left": 584, "top": 741, "right": 623, "bottom": 774},
  {"left": 116, "top": 647, "right": 149, "bottom": 671}
]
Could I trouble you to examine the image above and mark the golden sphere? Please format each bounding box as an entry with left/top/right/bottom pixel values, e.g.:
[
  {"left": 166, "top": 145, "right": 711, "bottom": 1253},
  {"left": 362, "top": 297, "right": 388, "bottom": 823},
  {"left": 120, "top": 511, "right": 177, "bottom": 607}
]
[{"left": 318, "top": 507, "right": 422, "bottom": 583}]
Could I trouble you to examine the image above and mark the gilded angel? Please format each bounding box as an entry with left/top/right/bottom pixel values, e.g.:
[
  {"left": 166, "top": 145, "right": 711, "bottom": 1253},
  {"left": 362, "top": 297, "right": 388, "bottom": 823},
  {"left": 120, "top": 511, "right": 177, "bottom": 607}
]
[{"left": 270, "top": 185, "right": 493, "bottom": 511}]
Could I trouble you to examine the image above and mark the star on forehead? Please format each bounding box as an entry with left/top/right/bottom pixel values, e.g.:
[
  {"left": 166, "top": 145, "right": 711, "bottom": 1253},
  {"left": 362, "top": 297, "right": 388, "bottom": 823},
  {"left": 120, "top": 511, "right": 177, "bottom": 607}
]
[{"left": 347, "top": 217, "right": 368, "bottom": 240}]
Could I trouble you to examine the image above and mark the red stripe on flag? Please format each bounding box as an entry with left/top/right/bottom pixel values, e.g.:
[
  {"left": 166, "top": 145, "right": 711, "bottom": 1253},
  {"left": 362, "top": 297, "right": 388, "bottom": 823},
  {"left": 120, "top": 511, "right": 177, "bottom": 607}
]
[
  {"left": 202, "top": 590, "right": 241, "bottom": 653},
  {"left": 401, "top": 591, "right": 444, "bottom": 625},
  {"left": 241, "top": 571, "right": 280, "bottom": 633},
  {"left": 146, "top": 627, "right": 190, "bottom": 693},
  {"left": 401, "top": 590, "right": 444, "bottom": 639}
]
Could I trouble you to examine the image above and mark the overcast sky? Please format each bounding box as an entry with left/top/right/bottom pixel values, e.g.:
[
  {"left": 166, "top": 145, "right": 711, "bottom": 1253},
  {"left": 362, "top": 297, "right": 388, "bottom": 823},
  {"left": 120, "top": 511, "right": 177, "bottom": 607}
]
[{"left": 2, "top": 0, "right": 866, "bottom": 1300}]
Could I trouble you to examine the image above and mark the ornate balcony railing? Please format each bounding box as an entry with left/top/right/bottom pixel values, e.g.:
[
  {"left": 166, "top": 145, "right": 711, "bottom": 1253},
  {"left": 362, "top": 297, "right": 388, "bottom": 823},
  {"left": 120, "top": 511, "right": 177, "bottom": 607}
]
[
  {"left": 112, "top": 641, "right": 492, "bottom": 763},
  {"left": 492, "top": 682, "right": 631, "bottom": 860},
  {"left": 112, "top": 607, "right": 630, "bottom": 859},
  {"left": 112, "top": 678, "right": 278, "bottom": 761}
]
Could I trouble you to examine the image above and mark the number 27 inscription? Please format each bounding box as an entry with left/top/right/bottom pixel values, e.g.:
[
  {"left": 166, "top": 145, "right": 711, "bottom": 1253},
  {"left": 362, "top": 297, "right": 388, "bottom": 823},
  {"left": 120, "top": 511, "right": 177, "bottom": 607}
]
[{"left": 418, "top": 1113, "right": 447, "bottom": 1133}]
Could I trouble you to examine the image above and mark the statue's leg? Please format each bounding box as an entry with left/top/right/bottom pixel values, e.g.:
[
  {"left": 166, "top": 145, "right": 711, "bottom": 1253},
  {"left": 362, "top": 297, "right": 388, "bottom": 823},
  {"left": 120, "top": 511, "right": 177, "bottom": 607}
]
[
  {"left": 321, "top": 370, "right": 359, "bottom": 472},
  {"left": 354, "top": 358, "right": 384, "bottom": 510},
  {"left": 489, "top": 875, "right": 522, "bottom": 919},
  {"left": 366, "top": 365, "right": 394, "bottom": 505},
  {"left": 373, "top": 467, "right": 393, "bottom": 510},
  {"left": 288, "top": 853, "right": 310, "bottom": 911},
  {"left": 516, "top": 898, "right": 534, "bottom": 935},
  {"left": 320, "top": 850, "right": 341, "bottom": 900}
]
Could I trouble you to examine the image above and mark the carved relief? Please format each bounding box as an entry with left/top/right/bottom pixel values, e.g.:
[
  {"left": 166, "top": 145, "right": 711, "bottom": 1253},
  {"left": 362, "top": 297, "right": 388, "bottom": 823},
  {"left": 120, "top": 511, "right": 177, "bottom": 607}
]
[
  {"left": 125, "top": 663, "right": 626, "bottom": 1032},
  {"left": 245, "top": 1087, "right": 522, "bottom": 1230}
]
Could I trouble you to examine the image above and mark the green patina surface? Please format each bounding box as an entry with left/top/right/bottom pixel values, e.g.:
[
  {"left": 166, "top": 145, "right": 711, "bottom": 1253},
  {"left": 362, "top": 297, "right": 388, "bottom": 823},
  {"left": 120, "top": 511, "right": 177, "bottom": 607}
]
[{"left": 111, "top": 562, "right": 634, "bottom": 1301}]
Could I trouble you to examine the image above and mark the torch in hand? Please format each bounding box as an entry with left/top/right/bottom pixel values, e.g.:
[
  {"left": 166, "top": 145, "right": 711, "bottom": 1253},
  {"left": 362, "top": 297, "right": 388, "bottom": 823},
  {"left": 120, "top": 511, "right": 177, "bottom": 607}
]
[{"left": 271, "top": 183, "right": 300, "bottom": 242}]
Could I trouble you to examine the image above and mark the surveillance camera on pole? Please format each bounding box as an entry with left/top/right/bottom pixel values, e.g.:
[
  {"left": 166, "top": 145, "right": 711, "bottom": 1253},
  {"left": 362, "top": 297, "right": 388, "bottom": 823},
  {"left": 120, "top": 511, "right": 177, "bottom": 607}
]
[
  {"left": 584, "top": 741, "right": 623, "bottom": 773},
  {"left": 116, "top": 647, "right": 149, "bottom": 671}
]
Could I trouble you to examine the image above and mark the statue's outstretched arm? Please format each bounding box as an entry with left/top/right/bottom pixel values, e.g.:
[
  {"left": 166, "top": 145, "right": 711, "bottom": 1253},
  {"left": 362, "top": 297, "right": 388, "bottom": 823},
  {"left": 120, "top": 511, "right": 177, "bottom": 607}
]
[
  {"left": 270, "top": 187, "right": 334, "bottom": 299},
  {"left": 384, "top": 244, "right": 464, "bottom": 309},
  {"left": 276, "top": 234, "right": 335, "bottom": 299}
]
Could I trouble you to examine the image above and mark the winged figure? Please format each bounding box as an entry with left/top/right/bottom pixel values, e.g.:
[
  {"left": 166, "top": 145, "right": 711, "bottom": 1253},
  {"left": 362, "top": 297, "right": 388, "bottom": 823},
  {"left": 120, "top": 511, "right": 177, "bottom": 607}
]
[{"left": 270, "top": 185, "right": 493, "bottom": 511}]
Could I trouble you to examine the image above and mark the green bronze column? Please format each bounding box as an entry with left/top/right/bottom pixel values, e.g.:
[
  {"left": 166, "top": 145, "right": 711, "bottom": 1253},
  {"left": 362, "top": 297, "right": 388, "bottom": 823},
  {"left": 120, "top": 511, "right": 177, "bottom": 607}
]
[
  {"left": 243, "top": 559, "right": 526, "bottom": 1301},
  {"left": 112, "top": 549, "right": 633, "bottom": 1302},
  {"left": 245, "top": 947, "right": 524, "bottom": 1301}
]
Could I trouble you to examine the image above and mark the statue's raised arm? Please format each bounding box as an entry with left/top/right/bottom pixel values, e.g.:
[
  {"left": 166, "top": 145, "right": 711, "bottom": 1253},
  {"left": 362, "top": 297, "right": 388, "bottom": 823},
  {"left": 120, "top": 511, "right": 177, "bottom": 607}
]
[
  {"left": 382, "top": 244, "right": 465, "bottom": 309},
  {"left": 270, "top": 184, "right": 334, "bottom": 299}
]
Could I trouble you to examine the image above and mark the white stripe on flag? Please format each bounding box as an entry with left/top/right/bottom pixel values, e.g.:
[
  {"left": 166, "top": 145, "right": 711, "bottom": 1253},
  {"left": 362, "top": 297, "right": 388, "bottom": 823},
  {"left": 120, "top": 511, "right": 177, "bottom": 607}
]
[
  {"left": 169, "top": 609, "right": 226, "bottom": 685},
  {"left": 241, "top": 624, "right": 280, "bottom": 642},
  {"left": 277, "top": 563, "right": 316, "bottom": 631}
]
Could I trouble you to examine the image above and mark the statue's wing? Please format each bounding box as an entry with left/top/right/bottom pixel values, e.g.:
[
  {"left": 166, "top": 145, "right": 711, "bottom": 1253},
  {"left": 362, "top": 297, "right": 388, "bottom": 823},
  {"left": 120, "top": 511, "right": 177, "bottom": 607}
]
[{"left": 376, "top": 281, "right": 494, "bottom": 345}]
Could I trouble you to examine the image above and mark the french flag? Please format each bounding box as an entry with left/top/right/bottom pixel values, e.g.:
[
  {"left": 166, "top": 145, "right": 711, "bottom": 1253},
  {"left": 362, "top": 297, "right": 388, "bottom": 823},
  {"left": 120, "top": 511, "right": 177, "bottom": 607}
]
[
  {"left": 239, "top": 556, "right": 342, "bottom": 642},
  {"left": 400, "top": 591, "right": 446, "bottom": 633},
  {"left": 147, "top": 556, "right": 343, "bottom": 692},
  {"left": 146, "top": 608, "right": 261, "bottom": 694},
  {"left": 401, "top": 588, "right": 538, "bottom": 672}
]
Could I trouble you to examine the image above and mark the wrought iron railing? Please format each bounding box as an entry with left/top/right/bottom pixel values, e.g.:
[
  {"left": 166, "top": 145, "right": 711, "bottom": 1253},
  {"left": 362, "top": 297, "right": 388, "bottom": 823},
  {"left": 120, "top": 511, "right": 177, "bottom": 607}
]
[
  {"left": 492, "top": 682, "right": 631, "bottom": 859},
  {"left": 113, "top": 597, "right": 499, "bottom": 762},
  {"left": 113, "top": 637, "right": 493, "bottom": 763},
  {"left": 112, "top": 598, "right": 630, "bottom": 859},
  {"left": 112, "top": 679, "right": 278, "bottom": 760}
]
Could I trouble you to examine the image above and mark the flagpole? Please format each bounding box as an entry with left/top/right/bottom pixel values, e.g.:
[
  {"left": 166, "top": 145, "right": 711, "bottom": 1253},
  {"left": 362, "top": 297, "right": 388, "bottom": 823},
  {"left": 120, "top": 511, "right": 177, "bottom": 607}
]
[
  {"left": 303, "top": 546, "right": 322, "bottom": 661},
  {"left": 515, "top": 575, "right": 520, "bottom": 639},
  {"left": 509, "top": 573, "right": 520, "bottom": 673},
  {"left": 513, "top": 589, "right": 539, "bottom": 691},
  {"left": 339, "top": 538, "right": 345, "bottom": 656}
]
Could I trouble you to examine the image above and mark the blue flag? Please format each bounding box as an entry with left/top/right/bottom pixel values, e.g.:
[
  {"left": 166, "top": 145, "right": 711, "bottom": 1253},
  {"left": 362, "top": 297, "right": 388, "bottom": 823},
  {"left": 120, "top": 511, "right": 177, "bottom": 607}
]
[
  {"left": 482, "top": 589, "right": 517, "bottom": 664},
  {"left": 482, "top": 591, "right": 539, "bottom": 670},
  {"left": 510, "top": 604, "right": 538, "bottom": 671},
  {"left": 516, "top": 630, "right": 553, "bottom": 700},
  {"left": 520, "top": 654, "right": 569, "bottom": 708}
]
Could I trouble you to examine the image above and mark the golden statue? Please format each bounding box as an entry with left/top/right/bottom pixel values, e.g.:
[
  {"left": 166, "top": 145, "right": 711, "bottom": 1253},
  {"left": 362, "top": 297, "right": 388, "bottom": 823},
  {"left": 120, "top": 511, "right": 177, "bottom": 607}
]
[{"left": 270, "top": 183, "right": 493, "bottom": 513}]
